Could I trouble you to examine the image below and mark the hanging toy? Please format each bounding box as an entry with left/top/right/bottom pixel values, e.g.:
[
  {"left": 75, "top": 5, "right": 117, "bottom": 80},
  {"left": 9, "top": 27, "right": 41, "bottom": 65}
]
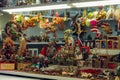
[
  {"left": 98, "top": 21, "right": 112, "bottom": 34},
  {"left": 44, "top": 18, "right": 57, "bottom": 38},
  {"left": 85, "top": 19, "right": 91, "bottom": 27},
  {"left": 52, "top": 12, "right": 65, "bottom": 31},
  {"left": 101, "top": 22, "right": 112, "bottom": 34},
  {"left": 96, "top": 7, "right": 107, "bottom": 20},
  {"left": 114, "top": 8, "right": 120, "bottom": 20},
  {"left": 45, "top": 25, "right": 57, "bottom": 38},
  {"left": 90, "top": 20, "right": 101, "bottom": 38},
  {"left": 106, "top": 5, "right": 115, "bottom": 19},
  {"left": 87, "top": 12, "right": 94, "bottom": 19}
]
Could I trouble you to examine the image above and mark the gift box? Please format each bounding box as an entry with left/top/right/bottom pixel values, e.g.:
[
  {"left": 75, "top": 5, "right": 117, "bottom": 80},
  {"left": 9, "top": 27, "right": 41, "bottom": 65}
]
[
  {"left": 17, "top": 62, "right": 32, "bottom": 70},
  {"left": 0, "top": 63, "right": 15, "bottom": 70}
]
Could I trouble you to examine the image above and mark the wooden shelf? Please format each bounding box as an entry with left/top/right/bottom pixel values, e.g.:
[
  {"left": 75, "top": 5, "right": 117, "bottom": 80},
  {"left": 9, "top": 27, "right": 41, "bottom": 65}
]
[
  {"left": 95, "top": 36, "right": 120, "bottom": 49},
  {"left": 14, "top": 42, "right": 65, "bottom": 44}
]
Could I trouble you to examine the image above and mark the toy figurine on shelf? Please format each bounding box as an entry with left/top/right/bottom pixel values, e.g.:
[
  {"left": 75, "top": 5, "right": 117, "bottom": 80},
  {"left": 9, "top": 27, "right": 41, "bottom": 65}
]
[
  {"left": 92, "top": 54, "right": 100, "bottom": 68},
  {"left": 47, "top": 45, "right": 56, "bottom": 63},
  {"left": 64, "top": 29, "right": 74, "bottom": 45},
  {"left": 39, "top": 31, "right": 44, "bottom": 42},
  {"left": 1, "top": 37, "right": 15, "bottom": 61},
  {"left": 18, "top": 36, "right": 27, "bottom": 56}
]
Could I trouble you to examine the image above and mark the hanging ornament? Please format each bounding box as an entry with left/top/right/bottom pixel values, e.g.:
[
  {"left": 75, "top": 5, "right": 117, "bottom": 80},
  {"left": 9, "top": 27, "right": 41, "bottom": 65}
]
[
  {"left": 114, "top": 9, "right": 120, "bottom": 20},
  {"left": 90, "top": 20, "right": 101, "bottom": 38},
  {"left": 106, "top": 5, "right": 115, "bottom": 19},
  {"left": 93, "top": 11, "right": 98, "bottom": 19},
  {"left": 14, "top": 14, "right": 23, "bottom": 22},
  {"left": 85, "top": 19, "right": 91, "bottom": 27},
  {"left": 87, "top": 12, "right": 94, "bottom": 19},
  {"left": 90, "top": 19, "right": 97, "bottom": 27},
  {"left": 96, "top": 8, "right": 107, "bottom": 20}
]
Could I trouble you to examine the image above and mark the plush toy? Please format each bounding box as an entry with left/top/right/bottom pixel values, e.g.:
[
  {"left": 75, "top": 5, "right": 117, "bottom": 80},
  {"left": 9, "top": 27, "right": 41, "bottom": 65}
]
[
  {"left": 90, "top": 20, "right": 101, "bottom": 38},
  {"left": 64, "top": 29, "right": 74, "bottom": 45},
  {"left": 85, "top": 19, "right": 91, "bottom": 27},
  {"left": 17, "top": 36, "right": 27, "bottom": 56},
  {"left": 2, "top": 37, "right": 15, "bottom": 60},
  {"left": 114, "top": 8, "right": 120, "bottom": 20},
  {"left": 98, "top": 22, "right": 112, "bottom": 34},
  {"left": 45, "top": 25, "right": 57, "bottom": 37},
  {"left": 3, "top": 37, "right": 14, "bottom": 48},
  {"left": 87, "top": 12, "right": 94, "bottom": 19},
  {"left": 52, "top": 12, "right": 65, "bottom": 31},
  {"left": 5, "top": 21, "right": 23, "bottom": 41},
  {"left": 96, "top": 8, "right": 107, "bottom": 20}
]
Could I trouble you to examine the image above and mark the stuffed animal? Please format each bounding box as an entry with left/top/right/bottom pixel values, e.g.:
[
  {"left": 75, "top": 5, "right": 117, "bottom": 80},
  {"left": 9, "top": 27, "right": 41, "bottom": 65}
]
[
  {"left": 64, "top": 29, "right": 74, "bottom": 45},
  {"left": 90, "top": 20, "right": 101, "bottom": 38}
]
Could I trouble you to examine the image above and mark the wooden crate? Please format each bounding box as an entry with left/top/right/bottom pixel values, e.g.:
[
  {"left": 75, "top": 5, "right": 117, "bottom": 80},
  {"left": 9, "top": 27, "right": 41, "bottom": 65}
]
[
  {"left": 17, "top": 63, "right": 32, "bottom": 70},
  {"left": 0, "top": 63, "right": 15, "bottom": 70}
]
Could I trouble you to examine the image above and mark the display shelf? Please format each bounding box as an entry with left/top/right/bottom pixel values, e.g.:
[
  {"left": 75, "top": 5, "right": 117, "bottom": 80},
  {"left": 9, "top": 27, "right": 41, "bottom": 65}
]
[
  {"left": 14, "top": 42, "right": 65, "bottom": 45},
  {"left": 80, "top": 67, "right": 116, "bottom": 72},
  {"left": 0, "top": 71, "right": 88, "bottom": 80},
  {"left": 95, "top": 36, "right": 120, "bottom": 50},
  {"left": 92, "top": 49, "right": 120, "bottom": 55}
]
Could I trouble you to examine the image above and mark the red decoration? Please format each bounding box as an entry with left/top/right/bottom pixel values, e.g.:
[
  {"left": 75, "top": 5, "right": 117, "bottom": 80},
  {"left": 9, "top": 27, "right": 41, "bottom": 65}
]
[
  {"left": 74, "top": 40, "right": 81, "bottom": 46},
  {"left": 90, "top": 20, "right": 97, "bottom": 26},
  {"left": 40, "top": 46, "right": 47, "bottom": 56},
  {"left": 56, "top": 46, "right": 61, "bottom": 52},
  {"left": 81, "top": 46, "right": 90, "bottom": 54},
  {"left": 108, "top": 63, "right": 115, "bottom": 69},
  {"left": 78, "top": 69, "right": 101, "bottom": 75},
  {"left": 90, "top": 20, "right": 101, "bottom": 38}
]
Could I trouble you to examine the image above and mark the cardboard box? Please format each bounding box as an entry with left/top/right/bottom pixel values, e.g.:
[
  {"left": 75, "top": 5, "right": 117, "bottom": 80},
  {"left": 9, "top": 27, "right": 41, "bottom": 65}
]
[
  {"left": 0, "top": 63, "right": 15, "bottom": 70},
  {"left": 17, "top": 63, "right": 32, "bottom": 70}
]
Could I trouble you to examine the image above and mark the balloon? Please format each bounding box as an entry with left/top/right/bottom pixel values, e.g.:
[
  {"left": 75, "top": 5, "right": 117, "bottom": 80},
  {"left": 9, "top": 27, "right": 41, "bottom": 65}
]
[
  {"left": 87, "top": 12, "right": 94, "bottom": 19},
  {"left": 85, "top": 19, "right": 91, "bottom": 27}
]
